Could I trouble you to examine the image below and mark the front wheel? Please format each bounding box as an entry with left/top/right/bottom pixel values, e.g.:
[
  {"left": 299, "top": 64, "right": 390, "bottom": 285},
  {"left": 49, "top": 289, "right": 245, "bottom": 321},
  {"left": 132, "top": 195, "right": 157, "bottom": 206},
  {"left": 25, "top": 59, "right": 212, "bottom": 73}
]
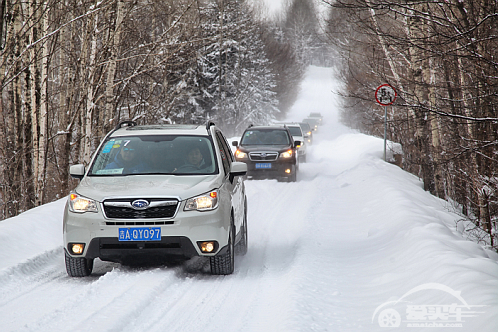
[
  {"left": 65, "top": 250, "right": 93, "bottom": 277},
  {"left": 235, "top": 201, "right": 248, "bottom": 256},
  {"left": 210, "top": 216, "right": 235, "bottom": 275},
  {"left": 288, "top": 166, "right": 297, "bottom": 182}
]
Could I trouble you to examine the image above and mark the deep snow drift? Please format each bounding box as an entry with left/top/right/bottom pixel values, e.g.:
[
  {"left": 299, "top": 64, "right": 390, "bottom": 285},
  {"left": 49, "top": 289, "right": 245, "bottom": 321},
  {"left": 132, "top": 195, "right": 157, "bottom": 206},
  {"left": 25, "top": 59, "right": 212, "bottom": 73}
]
[{"left": 1, "top": 66, "right": 497, "bottom": 332}]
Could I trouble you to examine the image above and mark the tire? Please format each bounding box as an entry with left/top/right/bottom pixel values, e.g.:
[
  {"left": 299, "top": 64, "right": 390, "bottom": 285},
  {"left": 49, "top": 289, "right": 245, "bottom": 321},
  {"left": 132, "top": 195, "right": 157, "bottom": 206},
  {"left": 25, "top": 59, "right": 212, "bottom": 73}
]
[
  {"left": 210, "top": 216, "right": 235, "bottom": 275},
  {"left": 288, "top": 166, "right": 297, "bottom": 182},
  {"left": 235, "top": 200, "right": 248, "bottom": 256},
  {"left": 65, "top": 250, "right": 94, "bottom": 277}
]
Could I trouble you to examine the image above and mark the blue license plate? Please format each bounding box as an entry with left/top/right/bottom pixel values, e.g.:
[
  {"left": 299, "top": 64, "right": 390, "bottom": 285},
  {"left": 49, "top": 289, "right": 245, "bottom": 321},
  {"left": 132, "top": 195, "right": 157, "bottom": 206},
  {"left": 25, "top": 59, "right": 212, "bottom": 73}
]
[
  {"left": 118, "top": 227, "right": 161, "bottom": 241},
  {"left": 255, "top": 163, "right": 272, "bottom": 169}
]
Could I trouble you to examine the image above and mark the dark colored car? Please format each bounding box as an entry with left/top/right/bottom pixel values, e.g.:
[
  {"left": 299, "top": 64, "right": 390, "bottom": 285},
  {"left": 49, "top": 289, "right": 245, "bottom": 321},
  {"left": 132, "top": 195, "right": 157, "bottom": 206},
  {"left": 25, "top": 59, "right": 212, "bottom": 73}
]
[{"left": 232, "top": 125, "right": 300, "bottom": 182}]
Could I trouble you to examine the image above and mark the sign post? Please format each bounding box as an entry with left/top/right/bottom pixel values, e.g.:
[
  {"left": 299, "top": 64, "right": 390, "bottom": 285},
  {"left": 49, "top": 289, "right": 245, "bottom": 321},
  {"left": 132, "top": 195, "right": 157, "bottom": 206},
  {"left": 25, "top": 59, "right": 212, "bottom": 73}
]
[{"left": 375, "top": 84, "right": 397, "bottom": 161}]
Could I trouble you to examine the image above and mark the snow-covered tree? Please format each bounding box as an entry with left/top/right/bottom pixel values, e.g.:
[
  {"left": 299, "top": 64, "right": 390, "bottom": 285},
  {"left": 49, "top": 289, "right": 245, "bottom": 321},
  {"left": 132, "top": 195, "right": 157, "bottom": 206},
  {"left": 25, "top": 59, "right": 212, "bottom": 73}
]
[{"left": 192, "top": 0, "right": 280, "bottom": 136}]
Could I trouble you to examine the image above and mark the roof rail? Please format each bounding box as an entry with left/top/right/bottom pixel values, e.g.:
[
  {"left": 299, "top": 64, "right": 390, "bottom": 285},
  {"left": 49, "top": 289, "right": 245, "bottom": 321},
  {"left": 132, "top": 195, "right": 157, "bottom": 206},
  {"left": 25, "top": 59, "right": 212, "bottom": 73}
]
[
  {"left": 248, "top": 124, "right": 254, "bottom": 128},
  {"left": 206, "top": 121, "right": 216, "bottom": 130},
  {"left": 115, "top": 120, "right": 137, "bottom": 130}
]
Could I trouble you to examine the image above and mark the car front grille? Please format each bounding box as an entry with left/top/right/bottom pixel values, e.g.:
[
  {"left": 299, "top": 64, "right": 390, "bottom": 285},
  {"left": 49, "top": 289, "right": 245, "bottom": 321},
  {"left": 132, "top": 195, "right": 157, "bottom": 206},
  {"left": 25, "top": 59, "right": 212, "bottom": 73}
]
[
  {"left": 249, "top": 152, "right": 278, "bottom": 161},
  {"left": 103, "top": 198, "right": 179, "bottom": 221}
]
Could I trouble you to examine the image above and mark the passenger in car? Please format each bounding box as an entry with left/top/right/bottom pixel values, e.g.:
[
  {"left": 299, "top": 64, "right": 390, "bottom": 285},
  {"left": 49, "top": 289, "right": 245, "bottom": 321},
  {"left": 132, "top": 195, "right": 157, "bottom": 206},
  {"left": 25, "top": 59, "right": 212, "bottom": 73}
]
[{"left": 105, "top": 141, "right": 147, "bottom": 174}]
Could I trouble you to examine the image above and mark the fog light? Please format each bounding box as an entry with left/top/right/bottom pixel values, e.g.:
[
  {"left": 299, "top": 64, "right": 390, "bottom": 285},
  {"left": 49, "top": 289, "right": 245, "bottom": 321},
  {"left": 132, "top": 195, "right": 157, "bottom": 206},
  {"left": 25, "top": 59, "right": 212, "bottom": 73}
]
[
  {"left": 201, "top": 242, "right": 215, "bottom": 252},
  {"left": 71, "top": 243, "right": 85, "bottom": 255},
  {"left": 285, "top": 169, "right": 291, "bottom": 174}
]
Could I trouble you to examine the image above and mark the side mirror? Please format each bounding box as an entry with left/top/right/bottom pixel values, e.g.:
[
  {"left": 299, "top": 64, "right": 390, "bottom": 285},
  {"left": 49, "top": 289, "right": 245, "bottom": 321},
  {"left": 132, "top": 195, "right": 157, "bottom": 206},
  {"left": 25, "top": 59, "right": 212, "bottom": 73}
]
[
  {"left": 294, "top": 140, "right": 302, "bottom": 148},
  {"left": 229, "top": 161, "right": 247, "bottom": 182},
  {"left": 232, "top": 141, "right": 238, "bottom": 147},
  {"left": 70, "top": 164, "right": 85, "bottom": 180}
]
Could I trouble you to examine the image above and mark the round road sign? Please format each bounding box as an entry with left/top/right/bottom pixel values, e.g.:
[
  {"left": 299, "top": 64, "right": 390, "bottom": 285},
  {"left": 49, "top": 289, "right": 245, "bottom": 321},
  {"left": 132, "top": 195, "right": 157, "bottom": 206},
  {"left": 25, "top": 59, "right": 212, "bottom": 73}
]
[{"left": 375, "top": 84, "right": 397, "bottom": 106}]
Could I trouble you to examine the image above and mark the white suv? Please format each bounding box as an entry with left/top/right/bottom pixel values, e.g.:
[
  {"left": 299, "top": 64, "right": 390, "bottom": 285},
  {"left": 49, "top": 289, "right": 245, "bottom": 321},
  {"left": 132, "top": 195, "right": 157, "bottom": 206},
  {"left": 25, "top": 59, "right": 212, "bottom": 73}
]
[{"left": 63, "top": 121, "right": 248, "bottom": 276}]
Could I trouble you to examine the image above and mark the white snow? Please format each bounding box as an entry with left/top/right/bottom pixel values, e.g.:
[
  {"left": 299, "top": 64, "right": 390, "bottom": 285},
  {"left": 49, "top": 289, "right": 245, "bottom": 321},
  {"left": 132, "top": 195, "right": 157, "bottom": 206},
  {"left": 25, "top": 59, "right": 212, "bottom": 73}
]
[{"left": 1, "top": 66, "right": 497, "bottom": 332}]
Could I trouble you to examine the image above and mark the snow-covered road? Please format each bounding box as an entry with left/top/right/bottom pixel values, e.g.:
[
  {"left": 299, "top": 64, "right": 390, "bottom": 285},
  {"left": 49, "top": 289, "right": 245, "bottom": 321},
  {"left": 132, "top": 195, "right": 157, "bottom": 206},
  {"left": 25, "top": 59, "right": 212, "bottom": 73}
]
[{"left": 1, "top": 66, "right": 497, "bottom": 332}]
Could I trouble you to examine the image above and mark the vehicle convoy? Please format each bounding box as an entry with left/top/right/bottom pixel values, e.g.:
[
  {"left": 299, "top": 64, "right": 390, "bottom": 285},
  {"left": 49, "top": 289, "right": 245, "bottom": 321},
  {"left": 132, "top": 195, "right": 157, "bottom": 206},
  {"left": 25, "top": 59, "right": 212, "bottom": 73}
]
[
  {"left": 232, "top": 125, "right": 300, "bottom": 182},
  {"left": 63, "top": 121, "right": 248, "bottom": 277}
]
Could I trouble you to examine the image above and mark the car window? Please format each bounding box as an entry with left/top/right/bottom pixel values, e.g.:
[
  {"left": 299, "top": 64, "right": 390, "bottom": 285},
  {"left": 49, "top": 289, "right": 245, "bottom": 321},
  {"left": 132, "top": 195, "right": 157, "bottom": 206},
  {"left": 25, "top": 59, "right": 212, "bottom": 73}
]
[
  {"left": 89, "top": 135, "right": 218, "bottom": 175},
  {"left": 300, "top": 123, "right": 311, "bottom": 132},
  {"left": 215, "top": 132, "right": 231, "bottom": 175}
]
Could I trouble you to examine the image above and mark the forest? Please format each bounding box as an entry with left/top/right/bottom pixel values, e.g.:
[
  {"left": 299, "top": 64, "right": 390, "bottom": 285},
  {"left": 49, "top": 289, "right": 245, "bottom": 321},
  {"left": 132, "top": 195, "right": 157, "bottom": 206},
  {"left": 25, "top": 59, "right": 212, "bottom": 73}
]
[
  {"left": 325, "top": 0, "right": 498, "bottom": 249},
  {"left": 0, "top": 0, "right": 326, "bottom": 218},
  {"left": 1, "top": 0, "right": 497, "bottom": 250}
]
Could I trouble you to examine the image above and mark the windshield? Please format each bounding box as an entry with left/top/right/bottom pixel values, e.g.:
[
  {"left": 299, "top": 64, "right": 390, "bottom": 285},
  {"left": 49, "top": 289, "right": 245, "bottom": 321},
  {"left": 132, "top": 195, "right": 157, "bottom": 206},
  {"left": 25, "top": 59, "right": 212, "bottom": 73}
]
[
  {"left": 287, "top": 126, "right": 303, "bottom": 137},
  {"left": 89, "top": 135, "right": 218, "bottom": 176},
  {"left": 303, "top": 118, "right": 318, "bottom": 125},
  {"left": 300, "top": 123, "right": 311, "bottom": 132},
  {"left": 240, "top": 129, "right": 290, "bottom": 145}
]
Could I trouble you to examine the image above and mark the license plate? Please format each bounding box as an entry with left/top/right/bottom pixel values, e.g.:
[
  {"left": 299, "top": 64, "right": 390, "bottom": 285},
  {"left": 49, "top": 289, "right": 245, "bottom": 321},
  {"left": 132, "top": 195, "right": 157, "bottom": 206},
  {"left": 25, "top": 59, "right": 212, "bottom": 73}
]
[
  {"left": 255, "top": 163, "right": 272, "bottom": 169},
  {"left": 118, "top": 227, "right": 161, "bottom": 241}
]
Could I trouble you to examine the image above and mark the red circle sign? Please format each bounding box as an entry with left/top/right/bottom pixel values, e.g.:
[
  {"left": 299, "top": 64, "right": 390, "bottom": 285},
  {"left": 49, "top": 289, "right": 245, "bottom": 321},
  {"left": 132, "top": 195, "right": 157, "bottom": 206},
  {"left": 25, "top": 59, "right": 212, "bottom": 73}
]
[{"left": 375, "top": 84, "right": 397, "bottom": 106}]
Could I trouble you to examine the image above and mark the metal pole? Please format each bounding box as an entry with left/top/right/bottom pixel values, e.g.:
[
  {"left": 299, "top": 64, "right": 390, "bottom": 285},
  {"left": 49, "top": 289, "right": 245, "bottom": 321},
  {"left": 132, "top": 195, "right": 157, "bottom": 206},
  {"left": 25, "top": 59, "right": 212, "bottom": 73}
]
[{"left": 384, "top": 105, "right": 387, "bottom": 161}]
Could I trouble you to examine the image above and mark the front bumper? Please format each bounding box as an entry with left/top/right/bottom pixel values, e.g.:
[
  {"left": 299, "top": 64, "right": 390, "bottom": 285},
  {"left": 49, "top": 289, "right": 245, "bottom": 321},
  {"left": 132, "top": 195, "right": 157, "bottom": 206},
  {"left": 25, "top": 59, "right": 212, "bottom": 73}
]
[
  {"left": 242, "top": 161, "right": 296, "bottom": 179},
  {"left": 63, "top": 200, "right": 230, "bottom": 262}
]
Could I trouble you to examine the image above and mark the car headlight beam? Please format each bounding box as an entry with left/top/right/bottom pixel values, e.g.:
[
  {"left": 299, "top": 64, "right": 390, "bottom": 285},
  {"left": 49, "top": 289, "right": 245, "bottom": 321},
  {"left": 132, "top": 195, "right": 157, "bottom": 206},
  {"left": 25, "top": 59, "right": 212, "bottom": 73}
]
[
  {"left": 69, "top": 193, "right": 98, "bottom": 213},
  {"left": 280, "top": 149, "right": 293, "bottom": 158},
  {"left": 235, "top": 150, "right": 247, "bottom": 159},
  {"left": 184, "top": 190, "right": 219, "bottom": 211}
]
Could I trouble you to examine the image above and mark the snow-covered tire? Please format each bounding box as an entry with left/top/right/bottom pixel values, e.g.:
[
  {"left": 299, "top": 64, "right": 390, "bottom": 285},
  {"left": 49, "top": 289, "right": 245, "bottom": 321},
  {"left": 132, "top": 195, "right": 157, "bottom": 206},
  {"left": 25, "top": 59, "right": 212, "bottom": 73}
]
[
  {"left": 235, "top": 200, "right": 248, "bottom": 256},
  {"left": 289, "top": 167, "right": 297, "bottom": 182},
  {"left": 65, "top": 250, "right": 94, "bottom": 277},
  {"left": 210, "top": 216, "right": 235, "bottom": 275}
]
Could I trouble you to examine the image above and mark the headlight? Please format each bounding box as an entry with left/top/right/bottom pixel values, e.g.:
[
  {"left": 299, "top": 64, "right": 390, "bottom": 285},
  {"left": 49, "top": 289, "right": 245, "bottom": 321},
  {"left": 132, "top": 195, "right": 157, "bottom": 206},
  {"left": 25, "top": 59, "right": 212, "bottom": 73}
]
[
  {"left": 184, "top": 190, "right": 218, "bottom": 211},
  {"left": 68, "top": 193, "right": 98, "bottom": 213},
  {"left": 235, "top": 150, "right": 247, "bottom": 159},
  {"left": 280, "top": 149, "right": 293, "bottom": 158}
]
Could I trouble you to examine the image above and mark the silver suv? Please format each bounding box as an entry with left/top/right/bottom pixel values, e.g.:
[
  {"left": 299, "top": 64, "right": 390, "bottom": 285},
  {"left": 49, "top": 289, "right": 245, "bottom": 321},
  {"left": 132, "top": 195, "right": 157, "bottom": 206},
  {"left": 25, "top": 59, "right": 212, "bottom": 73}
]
[{"left": 63, "top": 121, "right": 248, "bottom": 276}]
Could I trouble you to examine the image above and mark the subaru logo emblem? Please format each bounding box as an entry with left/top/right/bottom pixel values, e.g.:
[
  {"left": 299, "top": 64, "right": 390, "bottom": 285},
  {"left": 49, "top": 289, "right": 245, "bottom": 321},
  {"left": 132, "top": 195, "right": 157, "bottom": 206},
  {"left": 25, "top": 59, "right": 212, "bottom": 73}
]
[
  {"left": 261, "top": 153, "right": 267, "bottom": 157},
  {"left": 131, "top": 199, "right": 149, "bottom": 210}
]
